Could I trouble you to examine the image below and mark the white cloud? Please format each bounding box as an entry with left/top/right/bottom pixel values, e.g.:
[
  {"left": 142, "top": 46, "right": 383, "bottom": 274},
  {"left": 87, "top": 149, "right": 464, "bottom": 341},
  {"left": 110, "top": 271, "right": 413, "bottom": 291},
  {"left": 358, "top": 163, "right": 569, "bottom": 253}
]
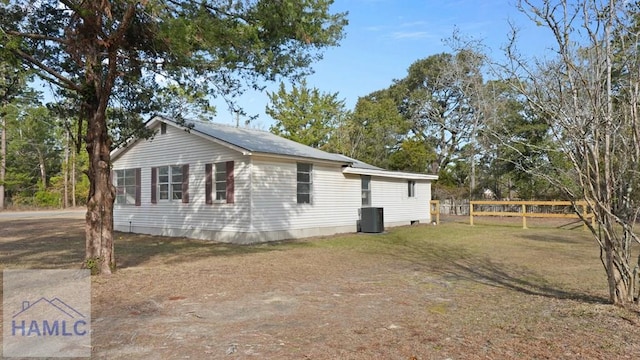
[{"left": 391, "top": 31, "right": 432, "bottom": 40}]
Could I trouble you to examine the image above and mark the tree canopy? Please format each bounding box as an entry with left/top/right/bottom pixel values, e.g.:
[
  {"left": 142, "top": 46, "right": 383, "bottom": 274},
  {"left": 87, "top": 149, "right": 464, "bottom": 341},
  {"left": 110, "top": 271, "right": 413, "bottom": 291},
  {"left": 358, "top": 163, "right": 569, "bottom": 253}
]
[
  {"left": 0, "top": 0, "right": 347, "bottom": 274},
  {"left": 267, "top": 80, "right": 346, "bottom": 149}
]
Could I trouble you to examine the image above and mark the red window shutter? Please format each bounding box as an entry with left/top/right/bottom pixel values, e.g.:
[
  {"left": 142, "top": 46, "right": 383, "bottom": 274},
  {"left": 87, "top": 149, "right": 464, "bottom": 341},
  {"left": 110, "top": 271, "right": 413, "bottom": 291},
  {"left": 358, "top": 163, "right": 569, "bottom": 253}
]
[
  {"left": 182, "top": 164, "right": 189, "bottom": 203},
  {"left": 151, "top": 167, "right": 157, "bottom": 204},
  {"left": 135, "top": 168, "right": 141, "bottom": 206},
  {"left": 205, "top": 163, "right": 213, "bottom": 205},
  {"left": 226, "top": 161, "right": 234, "bottom": 204}
]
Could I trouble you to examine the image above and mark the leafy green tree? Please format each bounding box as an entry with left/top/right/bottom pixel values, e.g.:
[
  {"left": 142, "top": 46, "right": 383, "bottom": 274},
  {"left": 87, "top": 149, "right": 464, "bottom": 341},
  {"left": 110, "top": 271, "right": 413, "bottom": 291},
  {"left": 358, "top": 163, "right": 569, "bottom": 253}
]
[
  {"left": 48, "top": 99, "right": 92, "bottom": 208},
  {"left": 479, "top": 79, "right": 559, "bottom": 200},
  {"left": 390, "top": 50, "right": 485, "bottom": 174},
  {"left": 337, "top": 91, "right": 411, "bottom": 169},
  {"left": 0, "top": 52, "right": 31, "bottom": 210},
  {"left": 266, "top": 80, "right": 346, "bottom": 149},
  {"left": 0, "top": 0, "right": 347, "bottom": 274},
  {"left": 387, "top": 137, "right": 437, "bottom": 173},
  {"left": 4, "top": 104, "right": 63, "bottom": 206}
]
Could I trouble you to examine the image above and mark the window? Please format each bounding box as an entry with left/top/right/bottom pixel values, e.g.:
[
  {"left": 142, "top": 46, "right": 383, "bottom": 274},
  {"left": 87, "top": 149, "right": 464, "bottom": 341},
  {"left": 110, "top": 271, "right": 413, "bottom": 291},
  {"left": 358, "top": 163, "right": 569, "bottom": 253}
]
[
  {"left": 114, "top": 168, "right": 140, "bottom": 206},
  {"left": 205, "top": 161, "right": 234, "bottom": 204},
  {"left": 297, "top": 163, "right": 312, "bottom": 204},
  {"left": 361, "top": 175, "right": 371, "bottom": 206},
  {"left": 160, "top": 122, "right": 167, "bottom": 134},
  {"left": 158, "top": 166, "right": 183, "bottom": 200},
  {"left": 408, "top": 180, "right": 416, "bottom": 198},
  {"left": 151, "top": 165, "right": 189, "bottom": 203},
  {"left": 215, "top": 163, "right": 227, "bottom": 201}
]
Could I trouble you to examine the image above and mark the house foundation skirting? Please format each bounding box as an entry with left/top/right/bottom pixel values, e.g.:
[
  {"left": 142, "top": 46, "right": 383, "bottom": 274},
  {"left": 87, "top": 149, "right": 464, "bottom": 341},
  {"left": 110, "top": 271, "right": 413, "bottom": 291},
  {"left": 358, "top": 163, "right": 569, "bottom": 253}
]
[
  {"left": 114, "top": 223, "right": 358, "bottom": 244},
  {"left": 114, "top": 218, "right": 430, "bottom": 244}
]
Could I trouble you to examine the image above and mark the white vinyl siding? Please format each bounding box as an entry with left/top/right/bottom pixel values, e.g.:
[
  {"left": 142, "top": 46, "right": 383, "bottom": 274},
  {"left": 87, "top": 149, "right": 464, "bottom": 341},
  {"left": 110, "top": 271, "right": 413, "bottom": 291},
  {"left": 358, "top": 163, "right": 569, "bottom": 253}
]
[
  {"left": 251, "top": 157, "right": 361, "bottom": 232},
  {"left": 112, "top": 122, "right": 250, "bottom": 235},
  {"left": 369, "top": 177, "right": 431, "bottom": 224}
]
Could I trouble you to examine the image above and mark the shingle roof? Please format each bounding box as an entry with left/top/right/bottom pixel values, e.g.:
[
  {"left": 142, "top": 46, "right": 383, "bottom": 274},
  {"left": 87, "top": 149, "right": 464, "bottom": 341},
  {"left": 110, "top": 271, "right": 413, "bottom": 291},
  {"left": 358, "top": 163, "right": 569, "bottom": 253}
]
[{"left": 159, "top": 116, "right": 382, "bottom": 170}]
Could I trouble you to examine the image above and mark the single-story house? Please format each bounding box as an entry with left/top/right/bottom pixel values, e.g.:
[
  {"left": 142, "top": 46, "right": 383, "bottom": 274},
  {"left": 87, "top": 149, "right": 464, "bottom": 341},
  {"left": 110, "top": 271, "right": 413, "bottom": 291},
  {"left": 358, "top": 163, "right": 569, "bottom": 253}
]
[{"left": 110, "top": 115, "right": 438, "bottom": 243}]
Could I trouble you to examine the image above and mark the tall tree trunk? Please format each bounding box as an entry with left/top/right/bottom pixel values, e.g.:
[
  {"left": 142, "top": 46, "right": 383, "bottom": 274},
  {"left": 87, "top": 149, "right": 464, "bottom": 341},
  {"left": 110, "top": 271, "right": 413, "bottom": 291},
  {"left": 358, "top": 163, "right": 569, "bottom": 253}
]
[
  {"left": 470, "top": 149, "right": 476, "bottom": 196},
  {"left": 602, "top": 0, "right": 629, "bottom": 305},
  {"left": 72, "top": 147, "right": 76, "bottom": 208},
  {"left": 37, "top": 148, "right": 46, "bottom": 188},
  {"left": 1, "top": 117, "right": 6, "bottom": 210},
  {"left": 84, "top": 108, "right": 115, "bottom": 275},
  {"left": 63, "top": 129, "right": 69, "bottom": 208},
  {"left": 602, "top": 227, "right": 632, "bottom": 305}
]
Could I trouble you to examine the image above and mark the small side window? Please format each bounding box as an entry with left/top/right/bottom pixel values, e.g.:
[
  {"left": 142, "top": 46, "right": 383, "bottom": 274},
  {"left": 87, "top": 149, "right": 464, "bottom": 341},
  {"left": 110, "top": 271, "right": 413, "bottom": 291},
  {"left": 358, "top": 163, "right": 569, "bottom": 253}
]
[
  {"left": 408, "top": 180, "right": 416, "bottom": 198},
  {"left": 361, "top": 176, "right": 371, "bottom": 206},
  {"left": 296, "top": 163, "right": 313, "bottom": 204},
  {"left": 160, "top": 122, "right": 167, "bottom": 135}
]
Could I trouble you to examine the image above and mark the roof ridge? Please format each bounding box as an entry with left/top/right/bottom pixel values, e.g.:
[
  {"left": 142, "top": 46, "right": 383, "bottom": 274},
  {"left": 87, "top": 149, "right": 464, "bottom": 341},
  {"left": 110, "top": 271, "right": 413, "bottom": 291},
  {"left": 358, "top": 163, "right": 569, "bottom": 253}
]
[{"left": 165, "top": 116, "right": 270, "bottom": 135}]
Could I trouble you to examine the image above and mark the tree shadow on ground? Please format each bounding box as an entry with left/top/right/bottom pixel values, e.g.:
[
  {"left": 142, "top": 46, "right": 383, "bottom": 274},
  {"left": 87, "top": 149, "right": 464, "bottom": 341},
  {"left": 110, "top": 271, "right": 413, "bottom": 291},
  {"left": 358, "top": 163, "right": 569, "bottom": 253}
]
[
  {"left": 444, "top": 257, "right": 607, "bottom": 304},
  {"left": 519, "top": 232, "right": 586, "bottom": 244},
  {"left": 114, "top": 231, "right": 312, "bottom": 268},
  {"left": 0, "top": 218, "right": 311, "bottom": 270},
  {"left": 0, "top": 218, "right": 86, "bottom": 269},
  {"left": 371, "top": 235, "right": 610, "bottom": 305}
]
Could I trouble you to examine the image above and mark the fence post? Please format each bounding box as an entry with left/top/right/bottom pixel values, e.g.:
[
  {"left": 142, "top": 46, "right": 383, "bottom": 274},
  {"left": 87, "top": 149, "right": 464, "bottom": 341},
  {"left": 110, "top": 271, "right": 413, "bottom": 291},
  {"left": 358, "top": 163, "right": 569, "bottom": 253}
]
[
  {"left": 470, "top": 201, "right": 474, "bottom": 226},
  {"left": 522, "top": 204, "right": 527, "bottom": 229},
  {"left": 430, "top": 200, "right": 440, "bottom": 225}
]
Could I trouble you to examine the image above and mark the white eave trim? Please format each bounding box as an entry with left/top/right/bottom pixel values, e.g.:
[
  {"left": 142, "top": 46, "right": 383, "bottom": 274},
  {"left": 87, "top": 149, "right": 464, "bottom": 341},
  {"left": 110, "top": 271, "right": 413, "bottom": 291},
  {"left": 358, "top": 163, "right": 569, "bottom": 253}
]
[
  {"left": 250, "top": 152, "right": 350, "bottom": 166},
  {"left": 342, "top": 166, "right": 438, "bottom": 181}
]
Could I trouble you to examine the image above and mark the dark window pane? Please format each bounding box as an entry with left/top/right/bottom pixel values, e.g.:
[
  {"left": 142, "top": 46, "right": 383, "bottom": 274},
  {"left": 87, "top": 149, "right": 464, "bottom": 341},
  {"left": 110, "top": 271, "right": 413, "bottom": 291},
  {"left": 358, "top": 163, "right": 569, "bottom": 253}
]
[
  {"left": 215, "top": 181, "right": 226, "bottom": 192},
  {"left": 298, "top": 183, "right": 310, "bottom": 193},
  {"left": 297, "top": 172, "right": 310, "bottom": 182}
]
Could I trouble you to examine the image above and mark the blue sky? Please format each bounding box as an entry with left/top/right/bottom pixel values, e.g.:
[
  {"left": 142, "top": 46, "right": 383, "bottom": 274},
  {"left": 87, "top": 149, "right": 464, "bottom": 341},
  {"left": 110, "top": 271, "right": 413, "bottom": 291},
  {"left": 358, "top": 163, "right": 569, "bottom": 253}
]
[
  {"left": 219, "top": 0, "right": 555, "bottom": 129},
  {"left": 30, "top": 1, "right": 554, "bottom": 128}
]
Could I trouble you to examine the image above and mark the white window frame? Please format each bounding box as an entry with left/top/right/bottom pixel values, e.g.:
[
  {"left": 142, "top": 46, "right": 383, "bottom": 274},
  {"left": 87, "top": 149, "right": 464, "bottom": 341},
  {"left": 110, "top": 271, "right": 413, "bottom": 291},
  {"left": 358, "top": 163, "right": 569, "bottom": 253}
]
[
  {"left": 114, "top": 169, "right": 137, "bottom": 205},
  {"left": 214, "top": 162, "right": 227, "bottom": 202},
  {"left": 361, "top": 175, "right": 371, "bottom": 206},
  {"left": 158, "top": 165, "right": 183, "bottom": 201},
  {"left": 408, "top": 180, "right": 416, "bottom": 198},
  {"left": 296, "top": 163, "right": 313, "bottom": 204}
]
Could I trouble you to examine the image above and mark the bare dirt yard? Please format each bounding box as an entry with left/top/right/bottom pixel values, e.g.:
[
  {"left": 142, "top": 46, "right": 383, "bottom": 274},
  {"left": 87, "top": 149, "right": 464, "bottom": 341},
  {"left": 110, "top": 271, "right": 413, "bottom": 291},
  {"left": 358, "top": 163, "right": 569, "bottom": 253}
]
[{"left": 1, "top": 212, "right": 640, "bottom": 359}]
